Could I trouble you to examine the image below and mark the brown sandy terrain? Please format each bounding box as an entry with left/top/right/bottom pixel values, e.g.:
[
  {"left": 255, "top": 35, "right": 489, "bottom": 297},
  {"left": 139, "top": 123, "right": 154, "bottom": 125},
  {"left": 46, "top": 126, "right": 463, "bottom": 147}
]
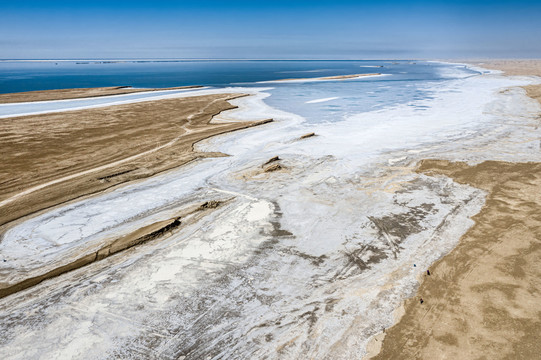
[
  {"left": 372, "top": 160, "right": 541, "bottom": 359},
  {"left": 371, "top": 60, "right": 541, "bottom": 359},
  {"left": 469, "top": 60, "right": 541, "bottom": 103},
  {"left": 470, "top": 59, "right": 541, "bottom": 77},
  {"left": 274, "top": 73, "right": 381, "bottom": 82},
  {"left": 0, "top": 92, "right": 271, "bottom": 227},
  {"left": 0, "top": 85, "right": 202, "bottom": 104}
]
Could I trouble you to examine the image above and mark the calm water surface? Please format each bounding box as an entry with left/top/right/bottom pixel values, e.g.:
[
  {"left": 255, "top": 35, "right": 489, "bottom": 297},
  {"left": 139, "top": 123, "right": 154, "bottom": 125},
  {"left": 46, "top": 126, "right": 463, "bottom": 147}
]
[{"left": 0, "top": 60, "right": 480, "bottom": 124}]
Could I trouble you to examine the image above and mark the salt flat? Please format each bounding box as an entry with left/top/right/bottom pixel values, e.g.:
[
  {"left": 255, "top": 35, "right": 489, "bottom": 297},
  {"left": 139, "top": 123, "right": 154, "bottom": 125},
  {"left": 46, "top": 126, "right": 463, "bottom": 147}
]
[{"left": 1, "top": 64, "right": 540, "bottom": 359}]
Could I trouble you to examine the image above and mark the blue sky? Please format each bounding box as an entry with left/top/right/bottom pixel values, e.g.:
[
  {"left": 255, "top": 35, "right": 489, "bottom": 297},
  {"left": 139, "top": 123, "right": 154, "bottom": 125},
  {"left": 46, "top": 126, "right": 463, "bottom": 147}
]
[{"left": 1, "top": 0, "right": 540, "bottom": 59}]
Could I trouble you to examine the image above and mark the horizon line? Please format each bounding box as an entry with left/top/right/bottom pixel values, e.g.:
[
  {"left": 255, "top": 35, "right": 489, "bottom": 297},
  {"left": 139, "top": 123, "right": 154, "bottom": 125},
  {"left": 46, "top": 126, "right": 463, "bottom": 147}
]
[
  {"left": 2, "top": 57, "right": 539, "bottom": 63},
  {"left": 0, "top": 58, "right": 419, "bottom": 62}
]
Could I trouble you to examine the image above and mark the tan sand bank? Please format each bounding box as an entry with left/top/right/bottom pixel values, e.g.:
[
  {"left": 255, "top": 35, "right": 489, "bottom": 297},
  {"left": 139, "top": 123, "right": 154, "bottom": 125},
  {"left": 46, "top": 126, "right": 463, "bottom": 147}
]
[
  {"left": 372, "top": 160, "right": 541, "bottom": 359},
  {"left": 0, "top": 85, "right": 202, "bottom": 104},
  {"left": 278, "top": 73, "right": 379, "bottom": 81},
  {"left": 0, "top": 92, "right": 271, "bottom": 227}
]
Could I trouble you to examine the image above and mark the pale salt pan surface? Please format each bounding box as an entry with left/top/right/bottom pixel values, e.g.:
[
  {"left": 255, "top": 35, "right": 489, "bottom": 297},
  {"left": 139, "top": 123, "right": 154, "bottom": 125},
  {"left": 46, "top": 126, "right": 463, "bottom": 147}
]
[{"left": 1, "top": 65, "right": 541, "bottom": 359}]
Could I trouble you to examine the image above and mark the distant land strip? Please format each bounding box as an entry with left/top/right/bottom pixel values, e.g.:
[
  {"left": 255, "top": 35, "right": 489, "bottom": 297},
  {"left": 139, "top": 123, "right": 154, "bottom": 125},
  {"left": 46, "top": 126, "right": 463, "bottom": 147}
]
[{"left": 0, "top": 85, "right": 202, "bottom": 104}]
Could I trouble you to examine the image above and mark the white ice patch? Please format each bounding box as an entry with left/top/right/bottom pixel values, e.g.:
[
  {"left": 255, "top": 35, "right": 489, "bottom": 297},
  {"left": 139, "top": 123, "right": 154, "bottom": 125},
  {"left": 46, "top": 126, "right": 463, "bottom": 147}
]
[{"left": 305, "top": 97, "right": 339, "bottom": 104}]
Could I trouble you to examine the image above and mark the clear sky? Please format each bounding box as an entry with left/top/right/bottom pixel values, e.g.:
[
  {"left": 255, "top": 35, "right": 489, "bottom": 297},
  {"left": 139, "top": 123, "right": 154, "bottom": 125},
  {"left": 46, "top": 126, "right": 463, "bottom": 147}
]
[{"left": 1, "top": 0, "right": 540, "bottom": 59}]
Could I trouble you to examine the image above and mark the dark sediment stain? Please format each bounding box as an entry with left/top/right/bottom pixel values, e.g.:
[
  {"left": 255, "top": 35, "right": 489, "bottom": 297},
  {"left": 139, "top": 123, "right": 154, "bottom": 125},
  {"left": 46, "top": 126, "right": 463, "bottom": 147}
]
[
  {"left": 366, "top": 202, "right": 435, "bottom": 259},
  {"left": 344, "top": 244, "right": 388, "bottom": 271},
  {"left": 97, "top": 168, "right": 136, "bottom": 181},
  {"left": 268, "top": 201, "right": 294, "bottom": 238},
  {"left": 262, "top": 156, "right": 280, "bottom": 167},
  {"left": 286, "top": 248, "right": 328, "bottom": 266},
  {"left": 330, "top": 200, "right": 439, "bottom": 283}
]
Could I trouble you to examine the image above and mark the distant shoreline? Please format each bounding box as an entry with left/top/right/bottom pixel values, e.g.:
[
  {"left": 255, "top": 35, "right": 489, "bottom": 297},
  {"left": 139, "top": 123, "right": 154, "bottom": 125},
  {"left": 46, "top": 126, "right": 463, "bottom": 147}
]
[
  {"left": 0, "top": 85, "right": 203, "bottom": 104},
  {"left": 257, "top": 72, "right": 384, "bottom": 83}
]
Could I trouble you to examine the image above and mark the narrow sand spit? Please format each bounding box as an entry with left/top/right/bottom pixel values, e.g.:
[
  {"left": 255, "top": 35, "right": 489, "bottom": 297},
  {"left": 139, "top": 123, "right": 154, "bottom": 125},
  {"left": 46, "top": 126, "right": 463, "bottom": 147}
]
[
  {"left": 275, "top": 73, "right": 380, "bottom": 81},
  {"left": 370, "top": 61, "right": 541, "bottom": 359},
  {"left": 258, "top": 73, "right": 382, "bottom": 83},
  {"left": 0, "top": 85, "right": 202, "bottom": 104},
  {"left": 0, "top": 92, "right": 271, "bottom": 226}
]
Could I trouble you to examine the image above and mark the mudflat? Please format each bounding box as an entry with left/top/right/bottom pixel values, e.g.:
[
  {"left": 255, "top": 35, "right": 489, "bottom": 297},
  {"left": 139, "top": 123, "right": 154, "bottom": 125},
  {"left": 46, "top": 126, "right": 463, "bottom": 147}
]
[
  {"left": 0, "top": 92, "right": 271, "bottom": 227},
  {"left": 0, "top": 85, "right": 202, "bottom": 104},
  {"left": 371, "top": 60, "right": 541, "bottom": 359}
]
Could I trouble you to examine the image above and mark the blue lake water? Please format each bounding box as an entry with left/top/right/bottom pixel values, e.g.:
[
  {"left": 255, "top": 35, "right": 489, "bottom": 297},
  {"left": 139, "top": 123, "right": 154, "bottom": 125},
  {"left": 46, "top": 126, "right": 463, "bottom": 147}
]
[
  {"left": 0, "top": 60, "right": 480, "bottom": 124},
  {"left": 0, "top": 60, "right": 477, "bottom": 93}
]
